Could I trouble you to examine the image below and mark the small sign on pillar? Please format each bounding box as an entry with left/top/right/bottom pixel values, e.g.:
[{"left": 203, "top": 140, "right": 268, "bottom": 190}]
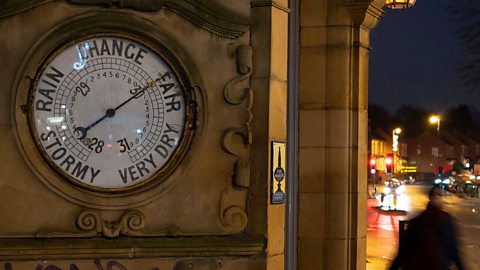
[{"left": 271, "top": 141, "right": 286, "bottom": 204}]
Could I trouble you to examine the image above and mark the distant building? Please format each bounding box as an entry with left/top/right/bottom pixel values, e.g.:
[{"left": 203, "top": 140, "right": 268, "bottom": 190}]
[
  {"left": 368, "top": 125, "right": 480, "bottom": 182},
  {"left": 440, "top": 130, "right": 469, "bottom": 164},
  {"left": 452, "top": 130, "right": 480, "bottom": 164},
  {"left": 369, "top": 129, "right": 388, "bottom": 182},
  {"left": 406, "top": 130, "right": 454, "bottom": 178},
  {"left": 368, "top": 127, "right": 410, "bottom": 182}
]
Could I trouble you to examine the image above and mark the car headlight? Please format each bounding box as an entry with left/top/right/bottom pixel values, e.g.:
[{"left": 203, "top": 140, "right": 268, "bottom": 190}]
[
  {"left": 442, "top": 179, "right": 451, "bottom": 184},
  {"left": 434, "top": 179, "right": 441, "bottom": 184}
]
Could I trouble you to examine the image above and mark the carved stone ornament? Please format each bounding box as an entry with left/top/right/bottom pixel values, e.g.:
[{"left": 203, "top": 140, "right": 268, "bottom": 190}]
[
  {"left": 0, "top": 0, "right": 250, "bottom": 38},
  {"left": 219, "top": 174, "right": 248, "bottom": 233},
  {"left": 76, "top": 209, "right": 146, "bottom": 238},
  {"left": 223, "top": 45, "right": 253, "bottom": 105},
  {"left": 34, "top": 209, "right": 146, "bottom": 238},
  {"left": 221, "top": 45, "right": 253, "bottom": 187},
  {"left": 218, "top": 45, "right": 252, "bottom": 233}
]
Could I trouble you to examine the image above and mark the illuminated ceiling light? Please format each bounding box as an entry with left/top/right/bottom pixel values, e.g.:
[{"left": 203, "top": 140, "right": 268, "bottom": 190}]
[{"left": 385, "top": 0, "right": 416, "bottom": 9}]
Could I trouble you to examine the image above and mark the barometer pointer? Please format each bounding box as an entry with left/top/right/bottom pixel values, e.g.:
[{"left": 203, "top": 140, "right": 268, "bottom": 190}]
[{"left": 74, "top": 81, "right": 156, "bottom": 140}]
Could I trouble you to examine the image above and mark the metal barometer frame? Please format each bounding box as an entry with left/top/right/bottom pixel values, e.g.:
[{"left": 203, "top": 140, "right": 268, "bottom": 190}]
[{"left": 12, "top": 12, "right": 199, "bottom": 209}]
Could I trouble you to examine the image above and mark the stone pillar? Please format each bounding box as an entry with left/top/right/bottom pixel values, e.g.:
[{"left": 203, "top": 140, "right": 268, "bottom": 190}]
[
  {"left": 297, "top": 0, "right": 384, "bottom": 269},
  {"left": 250, "top": 1, "right": 289, "bottom": 270}
]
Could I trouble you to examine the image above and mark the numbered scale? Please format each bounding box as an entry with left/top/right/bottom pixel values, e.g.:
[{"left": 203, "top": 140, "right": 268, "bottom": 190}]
[{"left": 30, "top": 35, "right": 193, "bottom": 191}]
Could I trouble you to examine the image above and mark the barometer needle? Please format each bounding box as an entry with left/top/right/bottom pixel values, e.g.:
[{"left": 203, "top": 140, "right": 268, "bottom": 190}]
[{"left": 74, "top": 81, "right": 156, "bottom": 140}]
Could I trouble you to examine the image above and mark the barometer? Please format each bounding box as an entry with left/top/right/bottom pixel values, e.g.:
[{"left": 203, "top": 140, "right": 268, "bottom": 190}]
[{"left": 29, "top": 34, "right": 193, "bottom": 192}]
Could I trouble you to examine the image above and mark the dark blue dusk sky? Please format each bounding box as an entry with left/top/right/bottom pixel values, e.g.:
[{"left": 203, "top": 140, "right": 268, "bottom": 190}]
[{"left": 369, "top": 0, "right": 478, "bottom": 114}]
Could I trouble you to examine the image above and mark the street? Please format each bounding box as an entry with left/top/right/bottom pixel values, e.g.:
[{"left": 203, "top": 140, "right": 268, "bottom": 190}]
[{"left": 367, "top": 183, "right": 480, "bottom": 269}]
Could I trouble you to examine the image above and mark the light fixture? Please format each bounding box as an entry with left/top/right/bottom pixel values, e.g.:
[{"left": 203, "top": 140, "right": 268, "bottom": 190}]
[
  {"left": 429, "top": 115, "right": 440, "bottom": 134},
  {"left": 392, "top": 127, "right": 401, "bottom": 152},
  {"left": 385, "top": 0, "right": 416, "bottom": 9},
  {"left": 429, "top": 115, "right": 440, "bottom": 125}
]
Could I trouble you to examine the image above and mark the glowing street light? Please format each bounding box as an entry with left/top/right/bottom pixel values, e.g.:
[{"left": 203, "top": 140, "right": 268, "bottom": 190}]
[
  {"left": 385, "top": 0, "right": 416, "bottom": 9},
  {"left": 429, "top": 115, "right": 441, "bottom": 135},
  {"left": 392, "top": 127, "right": 401, "bottom": 174},
  {"left": 392, "top": 127, "right": 401, "bottom": 152},
  {"left": 429, "top": 115, "right": 442, "bottom": 174}
]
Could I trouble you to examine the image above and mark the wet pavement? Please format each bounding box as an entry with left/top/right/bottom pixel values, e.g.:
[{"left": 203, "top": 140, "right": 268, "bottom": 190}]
[
  {"left": 366, "top": 193, "right": 409, "bottom": 270},
  {"left": 367, "top": 183, "right": 431, "bottom": 269},
  {"left": 366, "top": 183, "right": 480, "bottom": 269}
]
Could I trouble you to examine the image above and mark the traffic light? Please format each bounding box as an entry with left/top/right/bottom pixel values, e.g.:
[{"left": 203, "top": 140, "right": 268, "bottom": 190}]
[
  {"left": 385, "top": 154, "right": 393, "bottom": 174},
  {"left": 369, "top": 158, "right": 376, "bottom": 174}
]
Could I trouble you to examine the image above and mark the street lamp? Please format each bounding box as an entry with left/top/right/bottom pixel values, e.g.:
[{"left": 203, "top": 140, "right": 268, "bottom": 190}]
[
  {"left": 392, "top": 127, "right": 402, "bottom": 174},
  {"left": 429, "top": 115, "right": 441, "bottom": 135},
  {"left": 385, "top": 0, "right": 416, "bottom": 9},
  {"left": 429, "top": 115, "right": 442, "bottom": 175},
  {"left": 370, "top": 158, "right": 377, "bottom": 196}
]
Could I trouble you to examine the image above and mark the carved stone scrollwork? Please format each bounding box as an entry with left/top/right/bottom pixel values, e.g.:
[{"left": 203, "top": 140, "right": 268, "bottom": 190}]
[
  {"left": 221, "top": 205, "right": 248, "bottom": 232},
  {"left": 219, "top": 173, "right": 248, "bottom": 233},
  {"left": 223, "top": 45, "right": 253, "bottom": 105},
  {"left": 77, "top": 209, "right": 146, "bottom": 238},
  {"left": 222, "top": 128, "right": 249, "bottom": 156},
  {"left": 35, "top": 209, "right": 146, "bottom": 237},
  {"left": 76, "top": 210, "right": 102, "bottom": 236},
  {"left": 218, "top": 45, "right": 252, "bottom": 233},
  {"left": 221, "top": 129, "right": 251, "bottom": 188},
  {"left": 221, "top": 45, "right": 253, "bottom": 187}
]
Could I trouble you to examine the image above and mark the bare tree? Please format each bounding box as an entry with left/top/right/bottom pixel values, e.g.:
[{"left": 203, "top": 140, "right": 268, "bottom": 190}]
[{"left": 450, "top": 0, "right": 480, "bottom": 91}]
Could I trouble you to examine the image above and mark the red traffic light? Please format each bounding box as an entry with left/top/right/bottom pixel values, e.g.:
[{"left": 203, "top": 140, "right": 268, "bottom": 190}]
[
  {"left": 369, "top": 158, "right": 376, "bottom": 174},
  {"left": 385, "top": 157, "right": 392, "bottom": 165},
  {"left": 385, "top": 154, "right": 394, "bottom": 173}
]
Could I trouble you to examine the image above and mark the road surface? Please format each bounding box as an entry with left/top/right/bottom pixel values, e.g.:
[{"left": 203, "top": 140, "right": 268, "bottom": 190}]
[{"left": 367, "top": 183, "right": 480, "bottom": 269}]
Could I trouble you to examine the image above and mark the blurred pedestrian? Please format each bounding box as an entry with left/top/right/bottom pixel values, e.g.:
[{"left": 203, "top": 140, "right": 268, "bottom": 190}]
[{"left": 389, "top": 186, "right": 464, "bottom": 270}]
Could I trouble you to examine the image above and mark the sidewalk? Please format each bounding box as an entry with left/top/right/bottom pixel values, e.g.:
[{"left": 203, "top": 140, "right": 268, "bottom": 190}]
[
  {"left": 366, "top": 256, "right": 393, "bottom": 270},
  {"left": 366, "top": 183, "right": 410, "bottom": 270}
]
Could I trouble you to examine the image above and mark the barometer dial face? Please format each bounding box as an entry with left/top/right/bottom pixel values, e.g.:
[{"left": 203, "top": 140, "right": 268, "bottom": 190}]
[{"left": 30, "top": 35, "right": 189, "bottom": 191}]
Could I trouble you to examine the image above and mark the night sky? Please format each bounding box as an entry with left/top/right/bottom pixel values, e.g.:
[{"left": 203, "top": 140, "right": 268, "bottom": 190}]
[{"left": 369, "top": 0, "right": 476, "bottom": 114}]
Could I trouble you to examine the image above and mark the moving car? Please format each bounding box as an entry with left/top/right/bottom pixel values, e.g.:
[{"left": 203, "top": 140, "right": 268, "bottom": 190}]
[{"left": 434, "top": 177, "right": 456, "bottom": 191}]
